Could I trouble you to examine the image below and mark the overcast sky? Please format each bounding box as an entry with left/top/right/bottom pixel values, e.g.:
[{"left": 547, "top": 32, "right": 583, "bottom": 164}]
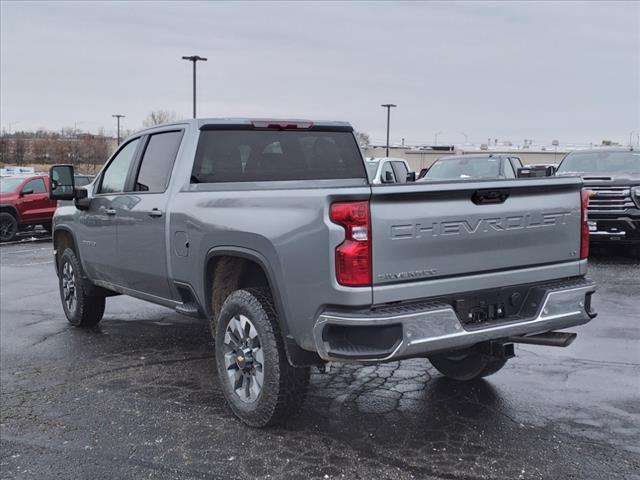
[{"left": 1, "top": 1, "right": 638, "bottom": 145}]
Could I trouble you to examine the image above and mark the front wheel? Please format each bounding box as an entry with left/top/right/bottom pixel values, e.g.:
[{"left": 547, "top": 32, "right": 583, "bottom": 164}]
[
  {"left": 0, "top": 212, "right": 18, "bottom": 242},
  {"left": 214, "top": 288, "right": 309, "bottom": 427},
  {"left": 58, "top": 248, "right": 105, "bottom": 327},
  {"left": 429, "top": 350, "right": 508, "bottom": 381}
]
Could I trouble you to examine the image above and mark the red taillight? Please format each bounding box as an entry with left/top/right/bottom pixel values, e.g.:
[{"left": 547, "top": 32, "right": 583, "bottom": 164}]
[
  {"left": 580, "top": 189, "right": 590, "bottom": 259},
  {"left": 330, "top": 201, "right": 371, "bottom": 287}
]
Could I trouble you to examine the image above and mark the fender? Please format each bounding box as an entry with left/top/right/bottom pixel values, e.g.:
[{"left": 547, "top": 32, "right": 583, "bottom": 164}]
[
  {"left": 52, "top": 225, "right": 84, "bottom": 275},
  {"left": 204, "top": 246, "right": 322, "bottom": 367}
]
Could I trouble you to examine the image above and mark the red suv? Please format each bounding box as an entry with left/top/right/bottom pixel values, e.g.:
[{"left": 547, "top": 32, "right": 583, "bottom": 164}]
[{"left": 0, "top": 174, "right": 57, "bottom": 242}]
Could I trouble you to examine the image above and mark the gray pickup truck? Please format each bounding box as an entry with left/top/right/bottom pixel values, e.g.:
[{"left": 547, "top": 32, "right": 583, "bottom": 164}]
[{"left": 49, "top": 118, "right": 596, "bottom": 427}]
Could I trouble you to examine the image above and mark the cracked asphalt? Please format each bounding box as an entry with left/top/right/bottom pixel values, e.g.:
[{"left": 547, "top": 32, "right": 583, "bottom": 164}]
[{"left": 1, "top": 242, "right": 639, "bottom": 479}]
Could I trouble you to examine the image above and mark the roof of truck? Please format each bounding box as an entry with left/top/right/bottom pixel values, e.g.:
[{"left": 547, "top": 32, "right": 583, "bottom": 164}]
[{"left": 134, "top": 118, "right": 352, "bottom": 135}]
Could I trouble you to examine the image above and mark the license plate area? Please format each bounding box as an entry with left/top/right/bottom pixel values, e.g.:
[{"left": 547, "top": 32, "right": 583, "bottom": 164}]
[{"left": 452, "top": 285, "right": 534, "bottom": 328}]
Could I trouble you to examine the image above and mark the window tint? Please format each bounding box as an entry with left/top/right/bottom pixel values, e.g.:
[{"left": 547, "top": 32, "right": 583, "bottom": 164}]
[
  {"left": 191, "top": 130, "right": 365, "bottom": 183},
  {"left": 22, "top": 178, "right": 46, "bottom": 193},
  {"left": 391, "top": 161, "right": 408, "bottom": 184},
  {"left": 135, "top": 131, "right": 184, "bottom": 192},
  {"left": 503, "top": 159, "right": 516, "bottom": 178},
  {"left": 99, "top": 139, "right": 140, "bottom": 194}
]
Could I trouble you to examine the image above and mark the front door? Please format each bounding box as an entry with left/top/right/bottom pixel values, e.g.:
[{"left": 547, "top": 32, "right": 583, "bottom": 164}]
[
  {"left": 114, "top": 130, "right": 184, "bottom": 300},
  {"left": 18, "top": 177, "right": 51, "bottom": 223},
  {"left": 78, "top": 137, "right": 141, "bottom": 284}
]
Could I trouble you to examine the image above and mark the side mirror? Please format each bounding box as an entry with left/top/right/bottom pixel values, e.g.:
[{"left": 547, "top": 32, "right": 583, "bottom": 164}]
[
  {"left": 20, "top": 189, "right": 34, "bottom": 196},
  {"left": 49, "top": 165, "right": 76, "bottom": 200},
  {"left": 382, "top": 170, "right": 395, "bottom": 183},
  {"left": 406, "top": 171, "right": 416, "bottom": 182}
]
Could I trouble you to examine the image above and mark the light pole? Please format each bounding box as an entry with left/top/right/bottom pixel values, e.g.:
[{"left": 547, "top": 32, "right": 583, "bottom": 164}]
[
  {"left": 434, "top": 131, "right": 443, "bottom": 146},
  {"left": 182, "top": 55, "right": 208, "bottom": 118},
  {"left": 380, "top": 104, "right": 396, "bottom": 157},
  {"left": 460, "top": 132, "right": 468, "bottom": 145},
  {"left": 552, "top": 139, "right": 560, "bottom": 163},
  {"left": 112, "top": 114, "right": 125, "bottom": 144}
]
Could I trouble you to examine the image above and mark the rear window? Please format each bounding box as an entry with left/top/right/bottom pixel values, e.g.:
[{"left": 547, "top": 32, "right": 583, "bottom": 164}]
[
  {"left": 191, "top": 130, "right": 366, "bottom": 183},
  {"left": 425, "top": 156, "right": 501, "bottom": 180}
]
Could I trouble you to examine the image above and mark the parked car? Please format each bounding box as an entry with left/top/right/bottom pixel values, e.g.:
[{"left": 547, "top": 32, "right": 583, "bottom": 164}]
[
  {"left": 556, "top": 147, "right": 640, "bottom": 245},
  {"left": 48, "top": 118, "right": 596, "bottom": 427},
  {"left": 0, "top": 174, "right": 56, "bottom": 242},
  {"left": 74, "top": 174, "right": 94, "bottom": 187},
  {"left": 418, "top": 154, "right": 523, "bottom": 181},
  {"left": 365, "top": 157, "right": 415, "bottom": 183}
]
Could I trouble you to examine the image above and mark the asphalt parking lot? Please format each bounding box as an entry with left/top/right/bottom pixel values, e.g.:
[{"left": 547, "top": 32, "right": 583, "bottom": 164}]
[{"left": 1, "top": 241, "right": 638, "bottom": 480}]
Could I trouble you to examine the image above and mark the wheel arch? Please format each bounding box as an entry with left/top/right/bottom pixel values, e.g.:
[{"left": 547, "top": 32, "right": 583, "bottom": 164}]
[
  {"left": 53, "top": 227, "right": 79, "bottom": 277},
  {"left": 0, "top": 204, "right": 20, "bottom": 222},
  {"left": 204, "top": 246, "right": 322, "bottom": 367}
]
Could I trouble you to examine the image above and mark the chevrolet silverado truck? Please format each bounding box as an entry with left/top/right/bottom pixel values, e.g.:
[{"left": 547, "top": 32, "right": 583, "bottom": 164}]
[
  {"left": 556, "top": 147, "right": 640, "bottom": 245},
  {"left": 48, "top": 118, "right": 596, "bottom": 427}
]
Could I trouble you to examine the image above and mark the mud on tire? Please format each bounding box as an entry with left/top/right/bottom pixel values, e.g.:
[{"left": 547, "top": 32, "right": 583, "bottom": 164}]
[{"left": 214, "top": 287, "right": 310, "bottom": 427}]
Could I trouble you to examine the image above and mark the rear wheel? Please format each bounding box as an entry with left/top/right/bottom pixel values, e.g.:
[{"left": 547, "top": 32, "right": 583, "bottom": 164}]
[
  {"left": 0, "top": 212, "right": 18, "bottom": 242},
  {"left": 429, "top": 350, "right": 508, "bottom": 381},
  {"left": 214, "top": 288, "right": 309, "bottom": 427},
  {"left": 58, "top": 248, "right": 105, "bottom": 327}
]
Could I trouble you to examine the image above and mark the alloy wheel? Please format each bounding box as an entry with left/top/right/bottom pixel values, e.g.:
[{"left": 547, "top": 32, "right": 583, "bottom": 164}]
[
  {"left": 223, "top": 314, "right": 264, "bottom": 403},
  {"left": 0, "top": 218, "right": 16, "bottom": 242},
  {"left": 61, "top": 261, "right": 77, "bottom": 314}
]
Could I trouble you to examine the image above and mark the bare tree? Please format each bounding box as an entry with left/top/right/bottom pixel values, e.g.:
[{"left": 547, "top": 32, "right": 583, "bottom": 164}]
[
  {"left": 355, "top": 131, "right": 371, "bottom": 148},
  {"left": 14, "top": 138, "right": 27, "bottom": 166},
  {"left": 143, "top": 110, "right": 180, "bottom": 128}
]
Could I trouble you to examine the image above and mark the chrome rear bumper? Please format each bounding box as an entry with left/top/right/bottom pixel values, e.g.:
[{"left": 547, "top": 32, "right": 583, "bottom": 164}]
[{"left": 313, "top": 278, "right": 596, "bottom": 362}]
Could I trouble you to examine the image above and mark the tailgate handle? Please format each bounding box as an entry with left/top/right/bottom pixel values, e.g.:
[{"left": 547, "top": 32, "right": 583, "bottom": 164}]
[{"left": 472, "top": 189, "right": 509, "bottom": 205}]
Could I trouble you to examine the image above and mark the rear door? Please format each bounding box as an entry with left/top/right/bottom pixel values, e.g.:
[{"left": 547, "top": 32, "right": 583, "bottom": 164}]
[
  {"left": 369, "top": 177, "right": 584, "bottom": 303},
  {"left": 114, "top": 129, "right": 184, "bottom": 299}
]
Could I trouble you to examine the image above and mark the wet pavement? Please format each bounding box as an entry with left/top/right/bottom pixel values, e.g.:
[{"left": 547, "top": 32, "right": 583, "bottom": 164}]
[{"left": 1, "top": 242, "right": 639, "bottom": 479}]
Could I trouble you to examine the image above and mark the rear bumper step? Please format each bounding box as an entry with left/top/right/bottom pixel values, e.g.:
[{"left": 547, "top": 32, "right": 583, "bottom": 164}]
[
  {"left": 313, "top": 277, "right": 596, "bottom": 362},
  {"left": 505, "top": 331, "right": 577, "bottom": 347}
]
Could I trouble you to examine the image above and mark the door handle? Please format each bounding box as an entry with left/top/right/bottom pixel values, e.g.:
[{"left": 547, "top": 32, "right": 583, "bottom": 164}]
[
  {"left": 105, "top": 209, "right": 116, "bottom": 216},
  {"left": 148, "top": 208, "right": 163, "bottom": 218}
]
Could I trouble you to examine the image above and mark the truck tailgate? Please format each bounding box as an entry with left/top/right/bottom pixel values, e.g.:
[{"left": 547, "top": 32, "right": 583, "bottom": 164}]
[{"left": 370, "top": 177, "right": 584, "bottom": 303}]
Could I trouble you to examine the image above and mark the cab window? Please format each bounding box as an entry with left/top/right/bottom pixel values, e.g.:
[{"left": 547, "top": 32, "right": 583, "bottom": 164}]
[
  {"left": 22, "top": 178, "right": 46, "bottom": 194},
  {"left": 98, "top": 138, "right": 140, "bottom": 194}
]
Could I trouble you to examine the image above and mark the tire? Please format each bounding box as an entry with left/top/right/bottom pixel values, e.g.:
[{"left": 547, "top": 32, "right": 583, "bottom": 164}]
[
  {"left": 214, "top": 287, "right": 310, "bottom": 427},
  {"left": 429, "top": 350, "right": 508, "bottom": 381},
  {"left": 58, "top": 248, "right": 105, "bottom": 327},
  {"left": 0, "top": 212, "right": 18, "bottom": 242}
]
